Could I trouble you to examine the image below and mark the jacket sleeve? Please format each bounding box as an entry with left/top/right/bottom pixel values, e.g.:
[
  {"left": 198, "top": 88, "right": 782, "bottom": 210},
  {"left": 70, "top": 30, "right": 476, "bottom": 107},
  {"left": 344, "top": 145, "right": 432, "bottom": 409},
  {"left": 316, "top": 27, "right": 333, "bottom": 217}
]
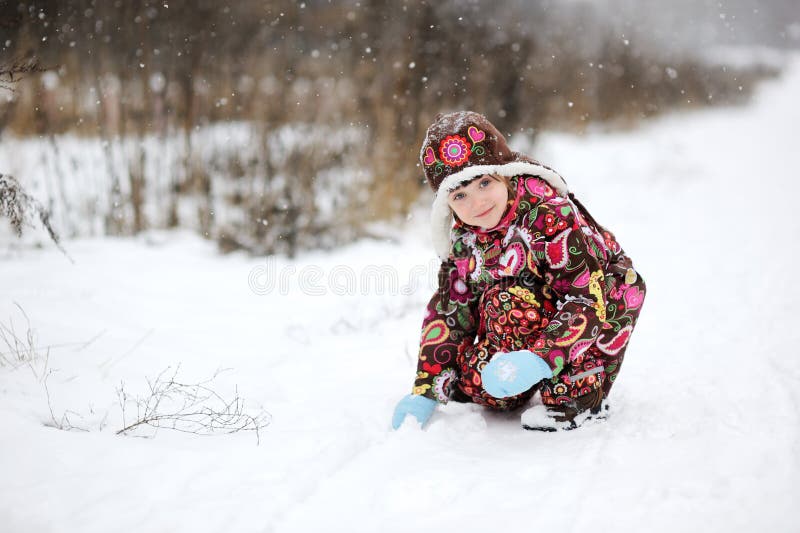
[
  {"left": 527, "top": 197, "right": 609, "bottom": 376},
  {"left": 412, "top": 259, "right": 479, "bottom": 403}
]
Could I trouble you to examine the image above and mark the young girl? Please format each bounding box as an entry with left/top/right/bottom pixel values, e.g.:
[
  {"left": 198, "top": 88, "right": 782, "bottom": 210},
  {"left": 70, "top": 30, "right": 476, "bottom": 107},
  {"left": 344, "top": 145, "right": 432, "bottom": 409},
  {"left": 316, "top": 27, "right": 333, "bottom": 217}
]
[{"left": 392, "top": 111, "right": 646, "bottom": 431}]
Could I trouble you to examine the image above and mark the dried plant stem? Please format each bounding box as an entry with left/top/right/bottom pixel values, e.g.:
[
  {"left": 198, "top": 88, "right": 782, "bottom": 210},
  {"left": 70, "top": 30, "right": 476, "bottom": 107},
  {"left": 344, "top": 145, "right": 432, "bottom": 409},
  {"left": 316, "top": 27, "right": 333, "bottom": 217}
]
[
  {"left": 116, "top": 365, "right": 270, "bottom": 444},
  {"left": 0, "top": 174, "right": 72, "bottom": 261},
  {"left": 0, "top": 303, "right": 87, "bottom": 431}
]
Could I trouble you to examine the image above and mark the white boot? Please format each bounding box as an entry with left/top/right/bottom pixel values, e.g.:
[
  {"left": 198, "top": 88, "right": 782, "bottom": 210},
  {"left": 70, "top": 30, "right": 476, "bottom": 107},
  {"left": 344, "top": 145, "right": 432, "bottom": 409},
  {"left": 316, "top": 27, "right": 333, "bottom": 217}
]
[{"left": 521, "top": 390, "right": 608, "bottom": 431}]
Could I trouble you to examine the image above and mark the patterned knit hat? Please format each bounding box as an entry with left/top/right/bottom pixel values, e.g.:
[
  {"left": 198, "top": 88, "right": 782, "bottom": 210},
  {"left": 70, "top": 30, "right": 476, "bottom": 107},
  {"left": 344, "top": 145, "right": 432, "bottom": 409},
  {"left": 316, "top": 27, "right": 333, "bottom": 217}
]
[{"left": 420, "top": 111, "right": 570, "bottom": 259}]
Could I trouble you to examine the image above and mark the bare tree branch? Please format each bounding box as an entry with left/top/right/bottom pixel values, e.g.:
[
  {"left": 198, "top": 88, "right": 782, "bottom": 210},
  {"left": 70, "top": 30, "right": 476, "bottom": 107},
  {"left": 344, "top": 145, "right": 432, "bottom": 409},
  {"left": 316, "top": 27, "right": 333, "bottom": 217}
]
[{"left": 0, "top": 56, "right": 47, "bottom": 92}]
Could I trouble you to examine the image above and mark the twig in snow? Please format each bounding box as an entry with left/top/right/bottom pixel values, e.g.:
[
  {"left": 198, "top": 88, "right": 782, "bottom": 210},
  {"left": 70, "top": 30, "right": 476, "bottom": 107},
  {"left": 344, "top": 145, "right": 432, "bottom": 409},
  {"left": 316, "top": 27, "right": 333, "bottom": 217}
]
[
  {"left": 0, "top": 304, "right": 88, "bottom": 431},
  {"left": 116, "top": 365, "right": 271, "bottom": 444},
  {"left": 0, "top": 302, "right": 37, "bottom": 368},
  {"left": 39, "top": 358, "right": 89, "bottom": 432}
]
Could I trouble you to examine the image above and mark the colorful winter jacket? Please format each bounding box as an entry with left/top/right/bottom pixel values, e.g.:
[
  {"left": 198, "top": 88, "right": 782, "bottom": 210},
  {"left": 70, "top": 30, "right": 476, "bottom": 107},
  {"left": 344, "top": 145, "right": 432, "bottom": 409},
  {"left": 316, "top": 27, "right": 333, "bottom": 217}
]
[{"left": 413, "top": 174, "right": 644, "bottom": 403}]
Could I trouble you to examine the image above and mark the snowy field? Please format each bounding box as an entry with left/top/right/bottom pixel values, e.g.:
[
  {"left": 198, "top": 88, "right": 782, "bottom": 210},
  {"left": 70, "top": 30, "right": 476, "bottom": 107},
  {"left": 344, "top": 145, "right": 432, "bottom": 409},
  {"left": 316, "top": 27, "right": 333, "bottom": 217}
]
[{"left": 2, "top": 53, "right": 800, "bottom": 533}]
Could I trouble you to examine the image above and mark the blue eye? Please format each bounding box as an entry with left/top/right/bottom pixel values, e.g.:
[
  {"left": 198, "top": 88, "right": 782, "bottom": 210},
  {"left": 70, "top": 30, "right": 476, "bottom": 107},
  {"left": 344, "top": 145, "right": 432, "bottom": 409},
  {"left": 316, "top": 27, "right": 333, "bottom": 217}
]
[
  {"left": 453, "top": 192, "right": 465, "bottom": 201},
  {"left": 480, "top": 178, "right": 491, "bottom": 187}
]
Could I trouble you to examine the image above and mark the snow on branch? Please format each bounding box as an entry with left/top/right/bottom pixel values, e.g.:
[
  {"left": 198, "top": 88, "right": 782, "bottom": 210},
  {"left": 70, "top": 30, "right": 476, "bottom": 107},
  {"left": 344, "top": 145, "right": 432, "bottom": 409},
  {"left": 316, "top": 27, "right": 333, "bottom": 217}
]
[
  {"left": 0, "top": 173, "right": 71, "bottom": 260},
  {"left": 0, "top": 56, "right": 46, "bottom": 91}
]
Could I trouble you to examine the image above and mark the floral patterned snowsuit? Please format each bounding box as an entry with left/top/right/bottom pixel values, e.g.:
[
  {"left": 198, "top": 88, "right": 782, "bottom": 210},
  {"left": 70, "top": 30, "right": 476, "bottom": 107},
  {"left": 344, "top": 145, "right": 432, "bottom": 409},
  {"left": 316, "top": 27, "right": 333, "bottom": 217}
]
[{"left": 413, "top": 175, "right": 645, "bottom": 410}]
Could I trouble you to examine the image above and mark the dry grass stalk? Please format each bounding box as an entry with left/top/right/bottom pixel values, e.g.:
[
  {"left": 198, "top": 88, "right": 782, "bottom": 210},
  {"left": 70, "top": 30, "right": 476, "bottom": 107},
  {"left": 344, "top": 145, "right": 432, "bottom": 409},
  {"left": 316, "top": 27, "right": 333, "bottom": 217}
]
[
  {"left": 0, "top": 173, "right": 71, "bottom": 260},
  {"left": 116, "top": 365, "right": 271, "bottom": 444}
]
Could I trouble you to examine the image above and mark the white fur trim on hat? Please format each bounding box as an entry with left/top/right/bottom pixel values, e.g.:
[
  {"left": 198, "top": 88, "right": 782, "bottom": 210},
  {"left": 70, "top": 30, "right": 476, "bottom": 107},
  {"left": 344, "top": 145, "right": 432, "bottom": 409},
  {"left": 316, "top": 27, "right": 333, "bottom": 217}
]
[{"left": 430, "top": 161, "right": 570, "bottom": 260}]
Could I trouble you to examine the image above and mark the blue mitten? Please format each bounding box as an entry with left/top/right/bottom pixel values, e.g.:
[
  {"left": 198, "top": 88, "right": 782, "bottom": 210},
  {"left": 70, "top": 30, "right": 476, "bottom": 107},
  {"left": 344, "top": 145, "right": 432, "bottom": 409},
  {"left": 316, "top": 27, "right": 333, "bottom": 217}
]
[
  {"left": 481, "top": 350, "right": 553, "bottom": 398},
  {"left": 392, "top": 394, "right": 437, "bottom": 429}
]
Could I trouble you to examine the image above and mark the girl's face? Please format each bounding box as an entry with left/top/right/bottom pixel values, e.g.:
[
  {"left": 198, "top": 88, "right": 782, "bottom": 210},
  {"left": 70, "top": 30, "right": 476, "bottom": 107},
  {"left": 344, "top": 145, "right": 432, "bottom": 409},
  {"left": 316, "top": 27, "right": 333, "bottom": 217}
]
[{"left": 447, "top": 174, "right": 509, "bottom": 229}]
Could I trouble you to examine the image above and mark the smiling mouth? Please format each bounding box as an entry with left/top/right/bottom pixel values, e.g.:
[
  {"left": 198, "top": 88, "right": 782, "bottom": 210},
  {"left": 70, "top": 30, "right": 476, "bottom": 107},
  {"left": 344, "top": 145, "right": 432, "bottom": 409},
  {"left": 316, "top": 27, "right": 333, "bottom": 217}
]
[{"left": 475, "top": 206, "right": 494, "bottom": 218}]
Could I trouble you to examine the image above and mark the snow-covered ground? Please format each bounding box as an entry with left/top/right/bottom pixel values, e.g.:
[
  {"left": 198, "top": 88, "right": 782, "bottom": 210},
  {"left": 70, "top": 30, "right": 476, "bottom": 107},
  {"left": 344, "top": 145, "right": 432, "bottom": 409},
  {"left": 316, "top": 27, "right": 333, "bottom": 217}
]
[{"left": 2, "top": 53, "right": 799, "bottom": 533}]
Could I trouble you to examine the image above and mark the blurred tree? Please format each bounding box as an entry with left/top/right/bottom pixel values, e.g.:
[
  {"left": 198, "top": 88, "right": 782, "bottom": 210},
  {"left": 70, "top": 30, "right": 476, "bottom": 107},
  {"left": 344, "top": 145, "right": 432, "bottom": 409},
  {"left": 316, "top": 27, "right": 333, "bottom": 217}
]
[{"left": 0, "top": 0, "right": 783, "bottom": 254}]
